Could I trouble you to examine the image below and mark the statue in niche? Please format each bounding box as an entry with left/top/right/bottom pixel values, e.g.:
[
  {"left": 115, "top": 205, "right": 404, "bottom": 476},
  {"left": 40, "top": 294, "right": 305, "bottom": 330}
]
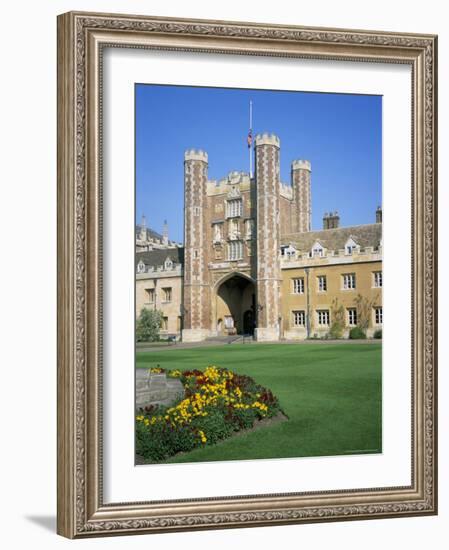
[
  {"left": 228, "top": 218, "right": 239, "bottom": 240},
  {"left": 213, "top": 223, "right": 222, "bottom": 243},
  {"left": 245, "top": 219, "right": 254, "bottom": 239}
]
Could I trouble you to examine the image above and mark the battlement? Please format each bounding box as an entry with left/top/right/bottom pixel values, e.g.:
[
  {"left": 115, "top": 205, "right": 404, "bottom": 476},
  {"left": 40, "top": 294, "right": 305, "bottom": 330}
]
[
  {"left": 207, "top": 171, "right": 252, "bottom": 196},
  {"left": 280, "top": 246, "right": 382, "bottom": 269},
  {"left": 280, "top": 183, "right": 293, "bottom": 200},
  {"left": 254, "top": 133, "right": 280, "bottom": 147},
  {"left": 184, "top": 149, "right": 208, "bottom": 162},
  {"left": 292, "top": 159, "right": 311, "bottom": 171}
]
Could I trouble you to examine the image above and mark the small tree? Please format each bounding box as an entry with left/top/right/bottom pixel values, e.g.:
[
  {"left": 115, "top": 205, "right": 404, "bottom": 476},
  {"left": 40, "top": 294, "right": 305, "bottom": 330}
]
[
  {"left": 354, "top": 293, "right": 375, "bottom": 335},
  {"left": 136, "top": 308, "right": 163, "bottom": 342},
  {"left": 329, "top": 297, "right": 345, "bottom": 339}
]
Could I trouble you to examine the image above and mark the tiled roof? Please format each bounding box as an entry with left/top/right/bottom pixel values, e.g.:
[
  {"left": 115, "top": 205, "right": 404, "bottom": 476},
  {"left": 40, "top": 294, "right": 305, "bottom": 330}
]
[
  {"left": 136, "top": 247, "right": 184, "bottom": 269},
  {"left": 282, "top": 223, "right": 382, "bottom": 252}
]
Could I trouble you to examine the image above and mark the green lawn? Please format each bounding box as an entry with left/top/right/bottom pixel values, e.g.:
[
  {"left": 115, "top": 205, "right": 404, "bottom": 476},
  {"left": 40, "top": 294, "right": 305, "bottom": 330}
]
[{"left": 136, "top": 342, "right": 382, "bottom": 463}]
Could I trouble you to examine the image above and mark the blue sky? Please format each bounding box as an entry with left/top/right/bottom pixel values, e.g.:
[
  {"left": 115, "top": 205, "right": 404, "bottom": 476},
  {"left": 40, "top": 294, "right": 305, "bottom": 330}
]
[{"left": 136, "top": 84, "right": 382, "bottom": 243}]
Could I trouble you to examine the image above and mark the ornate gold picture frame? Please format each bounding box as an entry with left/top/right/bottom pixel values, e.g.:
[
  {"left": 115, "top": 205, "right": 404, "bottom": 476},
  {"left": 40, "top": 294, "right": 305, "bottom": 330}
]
[{"left": 57, "top": 11, "right": 437, "bottom": 538}]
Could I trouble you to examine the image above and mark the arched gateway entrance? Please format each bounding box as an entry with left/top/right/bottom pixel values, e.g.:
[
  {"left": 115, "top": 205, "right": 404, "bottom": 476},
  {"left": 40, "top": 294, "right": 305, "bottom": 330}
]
[{"left": 215, "top": 273, "right": 256, "bottom": 336}]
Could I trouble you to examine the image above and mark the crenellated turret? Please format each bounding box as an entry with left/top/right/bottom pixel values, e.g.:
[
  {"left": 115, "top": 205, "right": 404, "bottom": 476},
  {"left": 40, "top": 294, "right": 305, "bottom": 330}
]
[
  {"left": 291, "top": 159, "right": 311, "bottom": 233},
  {"left": 254, "top": 133, "right": 281, "bottom": 341},
  {"left": 182, "top": 148, "right": 211, "bottom": 341}
]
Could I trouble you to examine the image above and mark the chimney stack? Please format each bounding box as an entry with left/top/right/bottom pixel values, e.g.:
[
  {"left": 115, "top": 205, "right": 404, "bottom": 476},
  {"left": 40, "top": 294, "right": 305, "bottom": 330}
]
[
  {"left": 323, "top": 211, "right": 340, "bottom": 229},
  {"left": 376, "top": 206, "right": 382, "bottom": 223}
]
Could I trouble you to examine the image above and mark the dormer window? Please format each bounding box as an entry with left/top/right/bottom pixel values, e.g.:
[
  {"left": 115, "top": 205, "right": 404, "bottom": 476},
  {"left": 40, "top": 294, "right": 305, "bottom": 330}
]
[
  {"left": 164, "top": 258, "right": 173, "bottom": 270},
  {"left": 137, "top": 260, "right": 146, "bottom": 273},
  {"left": 345, "top": 237, "right": 359, "bottom": 255},
  {"left": 281, "top": 245, "right": 296, "bottom": 258},
  {"left": 310, "top": 241, "right": 324, "bottom": 258}
]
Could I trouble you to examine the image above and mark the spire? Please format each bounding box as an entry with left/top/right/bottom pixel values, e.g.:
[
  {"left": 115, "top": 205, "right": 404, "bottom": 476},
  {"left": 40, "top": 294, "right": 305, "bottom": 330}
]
[
  {"left": 140, "top": 213, "right": 147, "bottom": 241},
  {"left": 162, "top": 219, "right": 169, "bottom": 245}
]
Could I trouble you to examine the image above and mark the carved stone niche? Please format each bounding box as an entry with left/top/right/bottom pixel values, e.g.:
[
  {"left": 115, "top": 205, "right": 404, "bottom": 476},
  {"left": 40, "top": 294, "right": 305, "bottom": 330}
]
[
  {"left": 214, "top": 242, "right": 223, "bottom": 260},
  {"left": 228, "top": 218, "right": 240, "bottom": 240},
  {"left": 212, "top": 222, "right": 223, "bottom": 243},
  {"left": 227, "top": 186, "right": 241, "bottom": 198}
]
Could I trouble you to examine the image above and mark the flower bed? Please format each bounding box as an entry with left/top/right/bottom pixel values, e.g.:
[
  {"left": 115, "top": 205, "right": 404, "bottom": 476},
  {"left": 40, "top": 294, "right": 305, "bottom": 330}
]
[{"left": 136, "top": 366, "right": 283, "bottom": 462}]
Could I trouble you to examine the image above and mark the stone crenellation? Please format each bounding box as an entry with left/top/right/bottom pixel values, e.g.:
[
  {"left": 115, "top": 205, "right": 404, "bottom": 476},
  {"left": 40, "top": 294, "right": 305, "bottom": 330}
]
[
  {"left": 254, "top": 133, "right": 281, "bottom": 147},
  {"left": 292, "top": 159, "right": 312, "bottom": 171},
  {"left": 184, "top": 149, "right": 208, "bottom": 162}
]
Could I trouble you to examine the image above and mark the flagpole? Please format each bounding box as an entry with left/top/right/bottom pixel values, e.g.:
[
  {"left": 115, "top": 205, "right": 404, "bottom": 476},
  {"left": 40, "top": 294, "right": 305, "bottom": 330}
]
[{"left": 249, "top": 100, "right": 253, "bottom": 178}]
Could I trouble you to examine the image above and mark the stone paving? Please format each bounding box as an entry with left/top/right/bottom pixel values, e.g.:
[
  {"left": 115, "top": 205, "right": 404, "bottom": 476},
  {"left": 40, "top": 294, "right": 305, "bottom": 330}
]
[{"left": 136, "top": 370, "right": 184, "bottom": 409}]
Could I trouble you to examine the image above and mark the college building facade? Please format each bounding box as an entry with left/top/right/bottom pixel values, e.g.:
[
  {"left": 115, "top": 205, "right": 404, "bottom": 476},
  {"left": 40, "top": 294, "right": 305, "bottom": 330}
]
[{"left": 136, "top": 133, "right": 382, "bottom": 342}]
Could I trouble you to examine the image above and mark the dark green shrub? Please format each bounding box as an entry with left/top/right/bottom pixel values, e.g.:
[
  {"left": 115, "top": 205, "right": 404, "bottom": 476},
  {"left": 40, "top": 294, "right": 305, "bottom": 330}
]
[
  {"left": 373, "top": 329, "right": 382, "bottom": 339},
  {"left": 164, "top": 424, "right": 198, "bottom": 454},
  {"left": 349, "top": 326, "right": 367, "bottom": 339},
  {"left": 136, "top": 422, "right": 171, "bottom": 461},
  {"left": 191, "top": 409, "right": 233, "bottom": 444},
  {"left": 231, "top": 407, "right": 257, "bottom": 429},
  {"left": 136, "top": 421, "right": 198, "bottom": 460}
]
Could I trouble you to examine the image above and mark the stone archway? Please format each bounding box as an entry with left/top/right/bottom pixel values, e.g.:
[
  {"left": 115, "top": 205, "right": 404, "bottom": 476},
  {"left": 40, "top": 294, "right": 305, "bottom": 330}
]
[{"left": 215, "top": 274, "right": 256, "bottom": 335}]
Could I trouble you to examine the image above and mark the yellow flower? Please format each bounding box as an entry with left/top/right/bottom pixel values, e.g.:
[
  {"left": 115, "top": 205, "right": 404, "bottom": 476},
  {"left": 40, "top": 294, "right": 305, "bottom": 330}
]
[
  {"left": 168, "top": 369, "right": 182, "bottom": 378},
  {"left": 149, "top": 367, "right": 163, "bottom": 374}
]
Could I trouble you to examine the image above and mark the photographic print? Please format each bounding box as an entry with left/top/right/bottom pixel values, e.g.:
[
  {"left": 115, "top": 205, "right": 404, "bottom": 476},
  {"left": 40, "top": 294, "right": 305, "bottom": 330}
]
[
  {"left": 57, "top": 12, "right": 437, "bottom": 537},
  {"left": 134, "top": 84, "right": 383, "bottom": 465}
]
